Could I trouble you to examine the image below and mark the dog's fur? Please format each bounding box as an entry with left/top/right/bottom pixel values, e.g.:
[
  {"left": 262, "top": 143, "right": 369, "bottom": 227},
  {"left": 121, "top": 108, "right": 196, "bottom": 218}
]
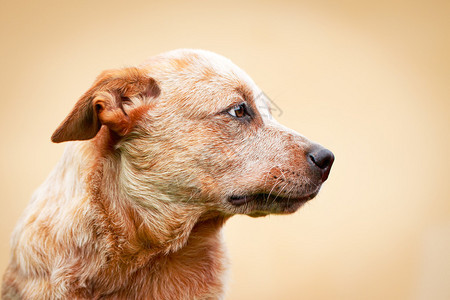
[{"left": 2, "top": 49, "right": 333, "bottom": 299}]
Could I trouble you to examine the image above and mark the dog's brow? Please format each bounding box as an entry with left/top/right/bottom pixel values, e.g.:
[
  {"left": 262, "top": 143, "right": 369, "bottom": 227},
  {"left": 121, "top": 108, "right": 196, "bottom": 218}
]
[{"left": 235, "top": 85, "right": 254, "bottom": 105}]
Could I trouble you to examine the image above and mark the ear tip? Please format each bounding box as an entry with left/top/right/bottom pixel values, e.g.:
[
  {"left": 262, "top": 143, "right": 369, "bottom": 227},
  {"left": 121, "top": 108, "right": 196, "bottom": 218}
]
[
  {"left": 51, "top": 131, "right": 64, "bottom": 143},
  {"left": 51, "top": 126, "right": 100, "bottom": 143}
]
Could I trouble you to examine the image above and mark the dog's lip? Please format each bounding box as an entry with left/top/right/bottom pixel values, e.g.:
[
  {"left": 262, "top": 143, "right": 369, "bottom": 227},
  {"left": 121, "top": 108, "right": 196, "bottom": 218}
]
[{"left": 228, "top": 191, "right": 319, "bottom": 206}]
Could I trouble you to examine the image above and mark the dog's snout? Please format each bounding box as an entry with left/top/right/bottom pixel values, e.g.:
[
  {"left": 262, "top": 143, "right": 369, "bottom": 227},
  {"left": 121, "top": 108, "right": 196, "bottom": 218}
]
[{"left": 308, "top": 147, "right": 334, "bottom": 182}]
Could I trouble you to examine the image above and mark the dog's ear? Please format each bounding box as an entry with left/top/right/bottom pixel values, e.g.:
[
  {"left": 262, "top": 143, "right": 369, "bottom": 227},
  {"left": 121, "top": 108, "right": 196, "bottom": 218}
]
[{"left": 51, "top": 67, "right": 159, "bottom": 143}]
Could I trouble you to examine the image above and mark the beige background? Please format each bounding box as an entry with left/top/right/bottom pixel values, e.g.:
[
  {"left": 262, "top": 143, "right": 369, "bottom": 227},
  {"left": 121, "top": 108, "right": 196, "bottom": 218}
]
[{"left": 1, "top": 0, "right": 449, "bottom": 299}]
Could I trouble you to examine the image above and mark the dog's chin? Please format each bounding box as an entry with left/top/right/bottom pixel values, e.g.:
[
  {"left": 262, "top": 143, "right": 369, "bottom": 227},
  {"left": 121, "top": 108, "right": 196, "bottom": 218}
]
[{"left": 227, "top": 190, "right": 319, "bottom": 217}]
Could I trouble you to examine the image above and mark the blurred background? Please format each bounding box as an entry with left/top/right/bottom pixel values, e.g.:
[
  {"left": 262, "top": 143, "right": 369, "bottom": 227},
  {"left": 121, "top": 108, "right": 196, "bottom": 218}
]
[{"left": 0, "top": 0, "right": 449, "bottom": 299}]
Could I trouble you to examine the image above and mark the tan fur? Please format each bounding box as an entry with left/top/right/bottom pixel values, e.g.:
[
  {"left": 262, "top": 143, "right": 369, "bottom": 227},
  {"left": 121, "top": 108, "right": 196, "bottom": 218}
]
[{"left": 2, "top": 49, "right": 333, "bottom": 299}]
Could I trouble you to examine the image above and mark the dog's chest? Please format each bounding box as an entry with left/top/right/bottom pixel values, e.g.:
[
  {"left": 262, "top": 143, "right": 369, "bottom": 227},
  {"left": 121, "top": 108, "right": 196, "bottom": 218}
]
[{"left": 104, "top": 228, "right": 228, "bottom": 299}]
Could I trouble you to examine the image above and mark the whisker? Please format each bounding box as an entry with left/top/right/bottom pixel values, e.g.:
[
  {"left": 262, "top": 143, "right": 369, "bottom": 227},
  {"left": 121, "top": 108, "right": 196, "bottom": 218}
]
[
  {"left": 266, "top": 177, "right": 282, "bottom": 205},
  {"left": 270, "top": 181, "right": 289, "bottom": 206}
]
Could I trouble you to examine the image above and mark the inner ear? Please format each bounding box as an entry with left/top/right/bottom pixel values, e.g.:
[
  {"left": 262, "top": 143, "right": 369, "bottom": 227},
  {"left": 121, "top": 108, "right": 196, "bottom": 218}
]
[
  {"left": 95, "top": 103, "right": 104, "bottom": 113},
  {"left": 92, "top": 93, "right": 131, "bottom": 137}
]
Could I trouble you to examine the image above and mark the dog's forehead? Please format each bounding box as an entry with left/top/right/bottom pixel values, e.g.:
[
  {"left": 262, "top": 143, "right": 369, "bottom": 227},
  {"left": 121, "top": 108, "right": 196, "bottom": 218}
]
[
  {"left": 141, "top": 49, "right": 271, "bottom": 117},
  {"left": 151, "top": 49, "right": 249, "bottom": 77}
]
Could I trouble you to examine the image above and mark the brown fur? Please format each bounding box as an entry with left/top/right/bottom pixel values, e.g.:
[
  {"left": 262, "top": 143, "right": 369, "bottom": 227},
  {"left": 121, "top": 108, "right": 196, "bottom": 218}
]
[{"left": 2, "top": 49, "right": 333, "bottom": 299}]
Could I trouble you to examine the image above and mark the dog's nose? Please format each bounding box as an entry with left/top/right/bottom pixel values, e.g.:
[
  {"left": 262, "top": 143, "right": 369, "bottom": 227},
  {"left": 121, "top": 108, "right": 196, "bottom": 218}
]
[{"left": 307, "top": 147, "right": 335, "bottom": 182}]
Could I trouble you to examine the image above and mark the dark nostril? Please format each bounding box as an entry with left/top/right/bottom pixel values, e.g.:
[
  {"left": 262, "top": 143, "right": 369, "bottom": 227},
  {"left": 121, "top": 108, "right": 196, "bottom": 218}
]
[
  {"left": 309, "top": 149, "right": 334, "bottom": 170},
  {"left": 308, "top": 147, "right": 335, "bottom": 182}
]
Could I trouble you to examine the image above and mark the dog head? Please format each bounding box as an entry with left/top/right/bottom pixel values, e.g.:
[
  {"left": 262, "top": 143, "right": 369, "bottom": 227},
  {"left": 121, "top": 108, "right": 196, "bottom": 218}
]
[{"left": 52, "top": 49, "right": 334, "bottom": 218}]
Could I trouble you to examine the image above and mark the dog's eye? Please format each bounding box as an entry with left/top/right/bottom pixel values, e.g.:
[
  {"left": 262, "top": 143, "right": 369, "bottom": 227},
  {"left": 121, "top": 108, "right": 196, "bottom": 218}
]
[{"left": 228, "top": 103, "right": 248, "bottom": 118}]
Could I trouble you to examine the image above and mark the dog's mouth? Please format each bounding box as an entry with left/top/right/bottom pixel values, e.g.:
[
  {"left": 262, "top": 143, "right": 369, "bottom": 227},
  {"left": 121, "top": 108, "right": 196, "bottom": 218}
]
[
  {"left": 226, "top": 190, "right": 319, "bottom": 216},
  {"left": 228, "top": 191, "right": 319, "bottom": 207}
]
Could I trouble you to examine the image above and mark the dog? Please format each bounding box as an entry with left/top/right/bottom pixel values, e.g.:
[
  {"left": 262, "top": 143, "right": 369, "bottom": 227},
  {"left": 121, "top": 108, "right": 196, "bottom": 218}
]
[{"left": 2, "top": 49, "right": 334, "bottom": 299}]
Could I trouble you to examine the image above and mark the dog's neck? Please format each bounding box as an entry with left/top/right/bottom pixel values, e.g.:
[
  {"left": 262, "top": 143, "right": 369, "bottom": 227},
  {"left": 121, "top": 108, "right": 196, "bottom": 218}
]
[
  {"left": 84, "top": 129, "right": 226, "bottom": 254},
  {"left": 61, "top": 128, "right": 229, "bottom": 295}
]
